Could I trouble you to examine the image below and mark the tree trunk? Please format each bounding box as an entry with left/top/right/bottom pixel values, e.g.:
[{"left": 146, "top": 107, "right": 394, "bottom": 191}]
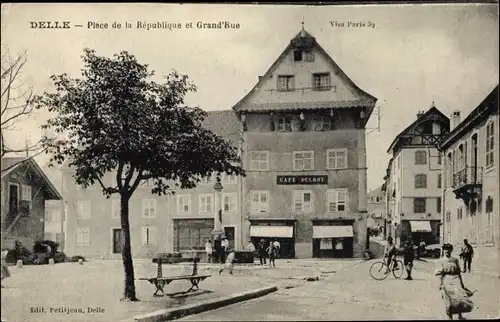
[{"left": 120, "top": 193, "right": 139, "bottom": 301}]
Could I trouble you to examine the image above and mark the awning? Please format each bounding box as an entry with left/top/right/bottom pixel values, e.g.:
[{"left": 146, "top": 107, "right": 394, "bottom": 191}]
[
  {"left": 313, "top": 226, "right": 353, "bottom": 238},
  {"left": 250, "top": 226, "right": 293, "bottom": 238},
  {"left": 410, "top": 221, "right": 432, "bottom": 232}
]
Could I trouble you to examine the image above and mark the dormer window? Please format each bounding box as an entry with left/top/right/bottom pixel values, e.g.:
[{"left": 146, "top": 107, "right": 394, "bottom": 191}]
[
  {"left": 277, "top": 75, "right": 294, "bottom": 91},
  {"left": 277, "top": 116, "right": 292, "bottom": 132},
  {"left": 294, "top": 50, "right": 314, "bottom": 62},
  {"left": 313, "top": 117, "right": 331, "bottom": 131}
]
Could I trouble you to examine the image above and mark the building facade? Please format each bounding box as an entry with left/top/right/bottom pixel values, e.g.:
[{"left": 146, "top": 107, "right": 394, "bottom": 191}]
[
  {"left": 62, "top": 111, "right": 243, "bottom": 259},
  {"left": 1, "top": 157, "right": 62, "bottom": 250},
  {"left": 367, "top": 185, "right": 385, "bottom": 231},
  {"left": 234, "top": 27, "right": 377, "bottom": 258},
  {"left": 384, "top": 107, "right": 450, "bottom": 246},
  {"left": 439, "top": 85, "right": 499, "bottom": 261}
]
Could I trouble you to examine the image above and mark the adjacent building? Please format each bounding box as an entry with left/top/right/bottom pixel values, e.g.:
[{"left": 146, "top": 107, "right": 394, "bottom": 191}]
[
  {"left": 234, "top": 27, "right": 377, "bottom": 258},
  {"left": 384, "top": 106, "right": 450, "bottom": 246},
  {"left": 1, "top": 157, "right": 62, "bottom": 250},
  {"left": 62, "top": 111, "right": 243, "bottom": 259},
  {"left": 439, "top": 85, "right": 499, "bottom": 260}
]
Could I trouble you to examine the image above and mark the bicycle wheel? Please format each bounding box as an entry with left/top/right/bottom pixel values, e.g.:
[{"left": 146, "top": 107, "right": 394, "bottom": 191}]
[
  {"left": 370, "top": 261, "right": 389, "bottom": 281},
  {"left": 392, "top": 260, "right": 404, "bottom": 279}
]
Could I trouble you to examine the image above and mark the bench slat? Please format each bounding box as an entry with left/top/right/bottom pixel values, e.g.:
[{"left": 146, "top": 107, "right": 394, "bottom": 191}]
[{"left": 138, "top": 274, "right": 211, "bottom": 281}]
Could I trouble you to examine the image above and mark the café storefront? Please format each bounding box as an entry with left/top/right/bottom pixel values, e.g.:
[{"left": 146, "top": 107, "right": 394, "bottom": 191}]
[
  {"left": 312, "top": 220, "right": 355, "bottom": 258},
  {"left": 249, "top": 219, "right": 296, "bottom": 259}
]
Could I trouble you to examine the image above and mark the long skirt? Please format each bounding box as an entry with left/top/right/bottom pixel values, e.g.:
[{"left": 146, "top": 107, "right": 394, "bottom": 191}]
[
  {"left": 441, "top": 275, "right": 474, "bottom": 315},
  {"left": 1, "top": 260, "right": 11, "bottom": 279}
]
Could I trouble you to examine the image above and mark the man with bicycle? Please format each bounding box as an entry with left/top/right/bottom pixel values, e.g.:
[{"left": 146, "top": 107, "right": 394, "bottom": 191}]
[{"left": 384, "top": 236, "right": 398, "bottom": 273}]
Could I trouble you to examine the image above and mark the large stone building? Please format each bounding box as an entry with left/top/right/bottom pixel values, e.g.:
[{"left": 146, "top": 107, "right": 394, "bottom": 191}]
[
  {"left": 367, "top": 185, "right": 385, "bottom": 231},
  {"left": 439, "top": 85, "right": 499, "bottom": 261},
  {"left": 234, "top": 27, "right": 377, "bottom": 258},
  {"left": 384, "top": 106, "right": 450, "bottom": 246},
  {"left": 62, "top": 27, "right": 377, "bottom": 259}
]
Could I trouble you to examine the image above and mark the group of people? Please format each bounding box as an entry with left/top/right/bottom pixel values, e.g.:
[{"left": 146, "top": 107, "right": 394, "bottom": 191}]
[
  {"left": 384, "top": 236, "right": 477, "bottom": 320},
  {"left": 252, "top": 239, "right": 280, "bottom": 268},
  {"left": 204, "top": 236, "right": 230, "bottom": 264}
]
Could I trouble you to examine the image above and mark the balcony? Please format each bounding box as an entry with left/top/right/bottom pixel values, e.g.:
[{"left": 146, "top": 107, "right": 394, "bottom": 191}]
[{"left": 452, "top": 166, "right": 483, "bottom": 202}]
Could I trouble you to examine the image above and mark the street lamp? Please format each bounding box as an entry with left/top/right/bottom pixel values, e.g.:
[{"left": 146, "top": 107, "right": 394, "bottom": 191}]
[{"left": 212, "top": 176, "right": 224, "bottom": 263}]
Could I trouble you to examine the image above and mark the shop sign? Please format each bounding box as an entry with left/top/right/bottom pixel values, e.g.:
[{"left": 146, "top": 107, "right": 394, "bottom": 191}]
[{"left": 276, "top": 175, "right": 328, "bottom": 185}]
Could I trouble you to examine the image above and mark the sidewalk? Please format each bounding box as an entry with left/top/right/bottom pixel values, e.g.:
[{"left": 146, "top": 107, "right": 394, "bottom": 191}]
[{"left": 0, "top": 260, "right": 272, "bottom": 322}]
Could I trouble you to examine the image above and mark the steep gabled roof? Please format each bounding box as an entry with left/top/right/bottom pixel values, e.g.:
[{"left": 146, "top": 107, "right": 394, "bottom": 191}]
[
  {"left": 368, "top": 185, "right": 385, "bottom": 198},
  {"left": 386, "top": 106, "right": 449, "bottom": 154},
  {"left": 232, "top": 29, "right": 377, "bottom": 114},
  {"left": 1, "top": 157, "right": 62, "bottom": 200}
]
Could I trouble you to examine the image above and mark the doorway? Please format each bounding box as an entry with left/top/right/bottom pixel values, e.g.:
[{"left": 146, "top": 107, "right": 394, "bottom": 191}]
[
  {"left": 224, "top": 227, "right": 235, "bottom": 250},
  {"left": 9, "top": 184, "right": 19, "bottom": 213},
  {"left": 112, "top": 228, "right": 124, "bottom": 254}
]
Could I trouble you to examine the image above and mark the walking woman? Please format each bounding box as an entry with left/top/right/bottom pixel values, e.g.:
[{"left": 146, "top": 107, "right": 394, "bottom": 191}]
[
  {"left": 1, "top": 249, "right": 11, "bottom": 287},
  {"left": 435, "top": 243, "right": 475, "bottom": 320}
]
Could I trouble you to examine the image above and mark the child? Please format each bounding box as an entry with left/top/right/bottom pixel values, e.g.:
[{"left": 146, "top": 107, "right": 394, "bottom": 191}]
[
  {"left": 1, "top": 249, "right": 11, "bottom": 287},
  {"left": 219, "top": 249, "right": 236, "bottom": 275},
  {"left": 403, "top": 241, "right": 414, "bottom": 280}
]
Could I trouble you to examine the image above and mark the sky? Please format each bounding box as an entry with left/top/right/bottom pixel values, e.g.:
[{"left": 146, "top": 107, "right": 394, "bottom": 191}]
[{"left": 1, "top": 3, "right": 498, "bottom": 191}]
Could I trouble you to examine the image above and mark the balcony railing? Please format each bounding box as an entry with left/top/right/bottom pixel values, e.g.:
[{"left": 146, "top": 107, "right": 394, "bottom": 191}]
[{"left": 452, "top": 166, "right": 483, "bottom": 189}]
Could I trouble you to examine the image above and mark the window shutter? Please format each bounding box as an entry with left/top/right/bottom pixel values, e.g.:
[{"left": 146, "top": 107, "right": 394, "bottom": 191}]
[
  {"left": 142, "top": 227, "right": 148, "bottom": 244},
  {"left": 149, "top": 227, "right": 158, "bottom": 245}
]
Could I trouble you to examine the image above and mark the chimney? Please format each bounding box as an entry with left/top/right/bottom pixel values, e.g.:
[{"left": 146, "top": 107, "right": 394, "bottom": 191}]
[
  {"left": 417, "top": 110, "right": 425, "bottom": 119},
  {"left": 451, "top": 110, "right": 461, "bottom": 130}
]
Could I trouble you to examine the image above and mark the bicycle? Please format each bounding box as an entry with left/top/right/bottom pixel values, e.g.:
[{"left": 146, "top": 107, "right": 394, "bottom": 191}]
[{"left": 369, "top": 257, "right": 404, "bottom": 280}]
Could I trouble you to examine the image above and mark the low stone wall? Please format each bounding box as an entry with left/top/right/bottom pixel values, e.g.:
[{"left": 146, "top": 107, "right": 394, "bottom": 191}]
[{"left": 369, "top": 238, "right": 386, "bottom": 259}]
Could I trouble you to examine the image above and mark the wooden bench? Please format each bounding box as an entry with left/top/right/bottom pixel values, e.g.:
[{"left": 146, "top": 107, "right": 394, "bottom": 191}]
[{"left": 138, "top": 257, "right": 211, "bottom": 297}]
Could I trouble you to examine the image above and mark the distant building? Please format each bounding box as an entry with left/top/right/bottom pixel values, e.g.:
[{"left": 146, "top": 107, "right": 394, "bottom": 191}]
[
  {"left": 235, "top": 27, "right": 377, "bottom": 258},
  {"left": 41, "top": 164, "right": 65, "bottom": 251},
  {"left": 1, "top": 157, "right": 62, "bottom": 250},
  {"left": 384, "top": 106, "right": 450, "bottom": 246},
  {"left": 439, "top": 85, "right": 499, "bottom": 259},
  {"left": 367, "top": 186, "right": 385, "bottom": 231},
  {"left": 62, "top": 110, "right": 243, "bottom": 259}
]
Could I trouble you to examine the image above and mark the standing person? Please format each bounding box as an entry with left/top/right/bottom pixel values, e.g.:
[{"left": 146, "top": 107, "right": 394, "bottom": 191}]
[
  {"left": 221, "top": 236, "right": 229, "bottom": 263},
  {"left": 384, "top": 236, "right": 397, "bottom": 273},
  {"left": 273, "top": 240, "right": 281, "bottom": 258},
  {"left": 435, "top": 243, "right": 475, "bottom": 320},
  {"left": 459, "top": 239, "right": 474, "bottom": 273},
  {"left": 204, "top": 240, "right": 213, "bottom": 263},
  {"left": 1, "top": 249, "right": 10, "bottom": 287},
  {"left": 219, "top": 249, "right": 236, "bottom": 275},
  {"left": 419, "top": 239, "right": 427, "bottom": 258},
  {"left": 403, "top": 240, "right": 415, "bottom": 280},
  {"left": 257, "top": 239, "right": 267, "bottom": 266},
  {"left": 266, "top": 241, "right": 276, "bottom": 268}
]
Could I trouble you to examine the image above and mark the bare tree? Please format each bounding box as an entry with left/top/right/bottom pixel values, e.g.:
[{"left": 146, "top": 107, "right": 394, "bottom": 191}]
[{"left": 1, "top": 46, "right": 46, "bottom": 169}]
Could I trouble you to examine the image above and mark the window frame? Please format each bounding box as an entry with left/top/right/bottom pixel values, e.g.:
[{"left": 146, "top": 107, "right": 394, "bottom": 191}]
[
  {"left": 414, "top": 150, "right": 427, "bottom": 165},
  {"left": 223, "top": 192, "right": 238, "bottom": 214},
  {"left": 76, "top": 228, "right": 90, "bottom": 247},
  {"left": 141, "top": 199, "right": 157, "bottom": 218},
  {"left": 277, "top": 116, "right": 293, "bottom": 132},
  {"left": 326, "top": 149, "right": 348, "bottom": 170},
  {"left": 326, "top": 189, "right": 348, "bottom": 212},
  {"left": 293, "top": 190, "right": 314, "bottom": 214},
  {"left": 312, "top": 73, "right": 331, "bottom": 91},
  {"left": 277, "top": 75, "right": 295, "bottom": 92},
  {"left": 77, "top": 200, "right": 91, "bottom": 219},
  {"left": 485, "top": 121, "right": 495, "bottom": 168},
  {"left": 177, "top": 194, "right": 192, "bottom": 214},
  {"left": 250, "top": 151, "right": 270, "bottom": 171},
  {"left": 414, "top": 174, "right": 427, "bottom": 189},
  {"left": 198, "top": 193, "right": 214, "bottom": 214},
  {"left": 413, "top": 197, "right": 426, "bottom": 213},
  {"left": 292, "top": 151, "right": 314, "bottom": 171},
  {"left": 312, "top": 117, "right": 331, "bottom": 131},
  {"left": 250, "top": 190, "right": 269, "bottom": 214}
]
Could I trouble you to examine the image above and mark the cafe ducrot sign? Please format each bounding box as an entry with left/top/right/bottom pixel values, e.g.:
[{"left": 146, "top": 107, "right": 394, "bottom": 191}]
[{"left": 277, "top": 175, "right": 328, "bottom": 185}]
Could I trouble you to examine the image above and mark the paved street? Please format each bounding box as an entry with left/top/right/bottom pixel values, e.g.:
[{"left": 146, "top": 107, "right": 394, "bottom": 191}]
[{"left": 180, "top": 259, "right": 500, "bottom": 321}]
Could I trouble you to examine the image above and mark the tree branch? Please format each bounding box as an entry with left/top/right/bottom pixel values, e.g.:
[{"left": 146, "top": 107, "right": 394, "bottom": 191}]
[{"left": 96, "top": 175, "right": 119, "bottom": 194}]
